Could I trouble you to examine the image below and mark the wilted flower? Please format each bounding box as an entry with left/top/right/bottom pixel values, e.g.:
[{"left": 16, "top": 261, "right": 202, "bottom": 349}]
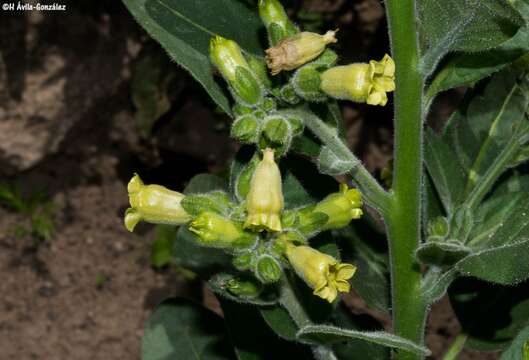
[
  {"left": 124, "top": 174, "right": 190, "bottom": 232},
  {"left": 320, "top": 54, "right": 395, "bottom": 106},
  {"left": 286, "top": 244, "right": 356, "bottom": 303},
  {"left": 244, "top": 148, "right": 284, "bottom": 232},
  {"left": 265, "top": 30, "right": 338, "bottom": 75}
]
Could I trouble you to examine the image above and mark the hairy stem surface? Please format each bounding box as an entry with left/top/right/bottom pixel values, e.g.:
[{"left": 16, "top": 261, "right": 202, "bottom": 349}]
[{"left": 385, "top": 0, "right": 427, "bottom": 359}]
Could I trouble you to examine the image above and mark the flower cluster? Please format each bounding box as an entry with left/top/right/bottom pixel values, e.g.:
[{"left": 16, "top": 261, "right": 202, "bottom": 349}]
[
  {"left": 123, "top": 0, "right": 394, "bottom": 304},
  {"left": 124, "top": 148, "right": 362, "bottom": 302}
]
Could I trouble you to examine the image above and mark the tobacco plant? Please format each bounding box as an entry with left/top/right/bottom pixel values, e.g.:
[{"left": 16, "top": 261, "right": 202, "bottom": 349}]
[{"left": 122, "top": 0, "right": 529, "bottom": 359}]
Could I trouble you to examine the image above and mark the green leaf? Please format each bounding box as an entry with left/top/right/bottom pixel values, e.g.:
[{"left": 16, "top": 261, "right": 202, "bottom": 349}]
[
  {"left": 427, "top": 70, "right": 529, "bottom": 211},
  {"left": 260, "top": 306, "right": 299, "bottom": 341},
  {"left": 151, "top": 225, "right": 177, "bottom": 268},
  {"left": 330, "top": 304, "right": 390, "bottom": 360},
  {"left": 450, "top": 278, "right": 529, "bottom": 351},
  {"left": 416, "top": 240, "right": 471, "bottom": 267},
  {"left": 181, "top": 191, "right": 234, "bottom": 217},
  {"left": 499, "top": 323, "right": 529, "bottom": 359},
  {"left": 220, "top": 299, "right": 312, "bottom": 360},
  {"left": 418, "top": 0, "right": 524, "bottom": 76},
  {"left": 337, "top": 220, "right": 390, "bottom": 315},
  {"left": 426, "top": 27, "right": 529, "bottom": 98},
  {"left": 184, "top": 173, "right": 228, "bottom": 195},
  {"left": 208, "top": 273, "right": 279, "bottom": 306},
  {"left": 456, "top": 238, "right": 529, "bottom": 284},
  {"left": 296, "top": 325, "right": 431, "bottom": 356},
  {"left": 142, "top": 298, "right": 234, "bottom": 360},
  {"left": 318, "top": 146, "right": 358, "bottom": 176},
  {"left": 172, "top": 226, "right": 231, "bottom": 277},
  {"left": 424, "top": 129, "right": 466, "bottom": 211},
  {"left": 122, "top": 0, "right": 264, "bottom": 115}
]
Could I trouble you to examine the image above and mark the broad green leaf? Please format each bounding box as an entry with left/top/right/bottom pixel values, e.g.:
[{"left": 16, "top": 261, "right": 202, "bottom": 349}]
[
  {"left": 330, "top": 304, "right": 390, "bottom": 360},
  {"left": 260, "top": 306, "right": 298, "bottom": 341},
  {"left": 142, "top": 298, "right": 234, "bottom": 360},
  {"left": 450, "top": 278, "right": 529, "bottom": 351},
  {"left": 172, "top": 226, "right": 231, "bottom": 277},
  {"left": 150, "top": 225, "right": 177, "bottom": 268},
  {"left": 297, "top": 325, "right": 431, "bottom": 356},
  {"left": 426, "top": 27, "right": 529, "bottom": 98},
  {"left": 337, "top": 220, "right": 390, "bottom": 315},
  {"left": 424, "top": 129, "right": 466, "bottom": 211},
  {"left": 184, "top": 173, "right": 228, "bottom": 195},
  {"left": 122, "top": 0, "right": 264, "bottom": 115},
  {"left": 499, "top": 323, "right": 529, "bottom": 359},
  {"left": 440, "top": 71, "right": 529, "bottom": 206},
  {"left": 418, "top": 0, "right": 524, "bottom": 76},
  {"left": 220, "top": 299, "right": 312, "bottom": 360},
  {"left": 456, "top": 238, "right": 529, "bottom": 284},
  {"left": 416, "top": 240, "right": 471, "bottom": 267}
]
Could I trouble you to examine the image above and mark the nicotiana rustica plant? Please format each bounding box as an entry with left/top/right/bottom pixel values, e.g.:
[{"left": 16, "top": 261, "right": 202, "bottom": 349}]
[{"left": 123, "top": 0, "right": 529, "bottom": 359}]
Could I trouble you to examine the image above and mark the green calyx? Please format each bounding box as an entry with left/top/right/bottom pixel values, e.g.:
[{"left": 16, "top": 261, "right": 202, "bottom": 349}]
[
  {"left": 209, "top": 35, "right": 264, "bottom": 106},
  {"left": 258, "top": 0, "right": 298, "bottom": 45},
  {"left": 310, "top": 184, "right": 363, "bottom": 230},
  {"left": 225, "top": 276, "right": 263, "bottom": 298},
  {"left": 255, "top": 255, "right": 283, "bottom": 283},
  {"left": 189, "top": 211, "right": 255, "bottom": 249}
]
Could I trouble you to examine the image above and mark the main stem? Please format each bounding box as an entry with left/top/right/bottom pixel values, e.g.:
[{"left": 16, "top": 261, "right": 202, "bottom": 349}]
[{"left": 385, "top": 1, "right": 427, "bottom": 359}]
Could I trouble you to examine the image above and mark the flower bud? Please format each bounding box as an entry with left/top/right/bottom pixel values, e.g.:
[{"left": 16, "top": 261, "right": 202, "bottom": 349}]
[
  {"left": 255, "top": 255, "right": 283, "bottom": 283},
  {"left": 258, "top": 0, "right": 298, "bottom": 45},
  {"left": 311, "top": 184, "right": 363, "bottom": 230},
  {"left": 244, "top": 148, "right": 284, "bottom": 232},
  {"left": 286, "top": 244, "right": 356, "bottom": 303},
  {"left": 292, "top": 65, "right": 326, "bottom": 102},
  {"left": 225, "top": 276, "right": 263, "bottom": 299},
  {"left": 320, "top": 54, "right": 395, "bottom": 106},
  {"left": 124, "top": 174, "right": 190, "bottom": 232},
  {"left": 259, "top": 116, "right": 292, "bottom": 155},
  {"left": 232, "top": 252, "right": 254, "bottom": 270},
  {"left": 189, "top": 211, "right": 255, "bottom": 249},
  {"left": 427, "top": 216, "right": 449, "bottom": 238},
  {"left": 231, "top": 114, "right": 260, "bottom": 143},
  {"left": 209, "top": 36, "right": 263, "bottom": 106},
  {"left": 266, "top": 30, "right": 338, "bottom": 75}
]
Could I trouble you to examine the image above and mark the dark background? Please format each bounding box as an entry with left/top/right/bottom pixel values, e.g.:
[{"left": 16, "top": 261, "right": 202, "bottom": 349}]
[{"left": 0, "top": 0, "right": 490, "bottom": 359}]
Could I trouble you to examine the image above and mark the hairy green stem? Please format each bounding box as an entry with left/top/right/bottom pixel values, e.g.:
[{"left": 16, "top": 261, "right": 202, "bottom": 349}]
[
  {"left": 385, "top": 0, "right": 428, "bottom": 359},
  {"left": 284, "top": 109, "right": 391, "bottom": 214},
  {"left": 441, "top": 333, "right": 468, "bottom": 360}
]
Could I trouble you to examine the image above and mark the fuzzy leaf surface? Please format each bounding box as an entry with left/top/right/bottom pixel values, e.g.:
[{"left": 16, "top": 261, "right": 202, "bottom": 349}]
[
  {"left": 418, "top": 0, "right": 524, "bottom": 76},
  {"left": 122, "top": 0, "right": 264, "bottom": 115},
  {"left": 142, "top": 298, "right": 234, "bottom": 360},
  {"left": 297, "top": 325, "right": 431, "bottom": 356}
]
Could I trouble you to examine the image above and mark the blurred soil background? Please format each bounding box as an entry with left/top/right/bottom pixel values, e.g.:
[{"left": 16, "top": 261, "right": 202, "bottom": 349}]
[{"left": 0, "top": 0, "right": 494, "bottom": 359}]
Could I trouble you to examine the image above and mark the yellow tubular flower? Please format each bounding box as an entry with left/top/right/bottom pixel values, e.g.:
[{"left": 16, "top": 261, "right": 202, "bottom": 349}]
[
  {"left": 286, "top": 244, "right": 356, "bottom": 303},
  {"left": 320, "top": 54, "right": 395, "bottom": 106},
  {"left": 312, "top": 184, "right": 363, "bottom": 230},
  {"left": 124, "top": 174, "right": 190, "bottom": 232},
  {"left": 244, "top": 148, "right": 284, "bottom": 232},
  {"left": 265, "top": 30, "right": 338, "bottom": 75}
]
